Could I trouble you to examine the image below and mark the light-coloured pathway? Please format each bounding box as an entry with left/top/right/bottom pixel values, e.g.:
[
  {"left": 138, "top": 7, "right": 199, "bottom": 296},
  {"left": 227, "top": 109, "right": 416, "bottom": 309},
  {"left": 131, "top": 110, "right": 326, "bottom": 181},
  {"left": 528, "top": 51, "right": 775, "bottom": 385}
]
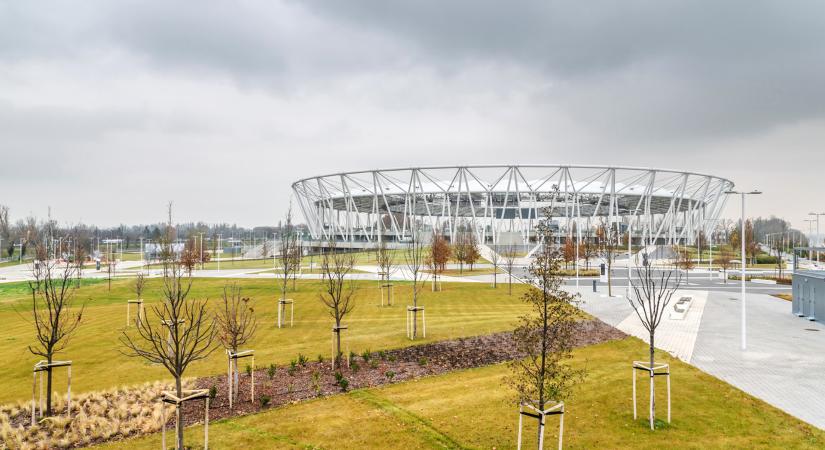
[{"left": 576, "top": 286, "right": 825, "bottom": 429}]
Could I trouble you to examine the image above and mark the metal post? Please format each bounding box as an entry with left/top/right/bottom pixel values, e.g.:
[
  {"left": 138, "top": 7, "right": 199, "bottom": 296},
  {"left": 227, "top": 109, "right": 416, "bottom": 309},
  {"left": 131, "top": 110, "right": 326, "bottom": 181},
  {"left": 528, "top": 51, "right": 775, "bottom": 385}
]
[
  {"left": 667, "top": 370, "right": 671, "bottom": 423},
  {"left": 205, "top": 397, "right": 210, "bottom": 450},
  {"left": 67, "top": 365, "right": 71, "bottom": 417},
  {"left": 740, "top": 194, "right": 746, "bottom": 351},
  {"left": 633, "top": 367, "right": 636, "bottom": 420}
]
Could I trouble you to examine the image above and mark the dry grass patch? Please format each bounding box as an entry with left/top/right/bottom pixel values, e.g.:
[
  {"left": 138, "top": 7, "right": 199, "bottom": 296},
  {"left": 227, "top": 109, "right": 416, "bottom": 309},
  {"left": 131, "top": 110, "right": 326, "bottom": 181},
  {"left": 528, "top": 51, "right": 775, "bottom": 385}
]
[{"left": 0, "top": 380, "right": 192, "bottom": 449}]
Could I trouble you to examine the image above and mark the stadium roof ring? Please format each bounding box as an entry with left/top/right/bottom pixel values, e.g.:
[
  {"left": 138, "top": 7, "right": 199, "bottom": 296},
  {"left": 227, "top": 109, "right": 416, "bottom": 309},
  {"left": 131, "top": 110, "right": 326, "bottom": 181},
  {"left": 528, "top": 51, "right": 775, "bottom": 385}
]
[{"left": 292, "top": 165, "right": 734, "bottom": 246}]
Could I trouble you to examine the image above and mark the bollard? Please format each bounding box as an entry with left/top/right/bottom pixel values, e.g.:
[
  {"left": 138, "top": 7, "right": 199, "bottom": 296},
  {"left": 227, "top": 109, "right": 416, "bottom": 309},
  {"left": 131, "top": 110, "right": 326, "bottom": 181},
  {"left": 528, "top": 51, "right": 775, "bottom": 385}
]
[{"left": 592, "top": 279, "right": 597, "bottom": 292}]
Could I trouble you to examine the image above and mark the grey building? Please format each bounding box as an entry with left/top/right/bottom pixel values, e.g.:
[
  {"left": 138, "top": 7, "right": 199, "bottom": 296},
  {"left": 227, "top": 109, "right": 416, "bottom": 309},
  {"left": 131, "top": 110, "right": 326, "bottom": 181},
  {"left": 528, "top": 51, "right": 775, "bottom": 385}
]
[{"left": 792, "top": 270, "right": 825, "bottom": 320}]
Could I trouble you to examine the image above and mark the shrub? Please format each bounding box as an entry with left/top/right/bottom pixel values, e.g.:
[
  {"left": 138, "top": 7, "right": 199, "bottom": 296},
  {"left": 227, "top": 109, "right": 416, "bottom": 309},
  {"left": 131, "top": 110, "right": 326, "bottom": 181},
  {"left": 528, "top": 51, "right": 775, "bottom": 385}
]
[
  {"left": 267, "top": 363, "right": 277, "bottom": 379},
  {"left": 317, "top": 354, "right": 324, "bottom": 363},
  {"left": 260, "top": 395, "right": 271, "bottom": 407},
  {"left": 388, "top": 354, "right": 397, "bottom": 362},
  {"left": 418, "top": 357, "right": 428, "bottom": 366},
  {"left": 208, "top": 385, "right": 217, "bottom": 400},
  {"left": 297, "top": 353, "right": 309, "bottom": 366},
  {"left": 361, "top": 349, "right": 372, "bottom": 362},
  {"left": 756, "top": 255, "right": 779, "bottom": 264},
  {"left": 311, "top": 371, "right": 321, "bottom": 396},
  {"left": 245, "top": 364, "right": 252, "bottom": 376},
  {"left": 369, "top": 360, "right": 379, "bottom": 369},
  {"left": 385, "top": 370, "right": 396, "bottom": 381},
  {"left": 351, "top": 361, "right": 361, "bottom": 373},
  {"left": 334, "top": 371, "right": 349, "bottom": 391},
  {"left": 288, "top": 360, "right": 298, "bottom": 376},
  {"left": 377, "top": 350, "right": 386, "bottom": 360}
]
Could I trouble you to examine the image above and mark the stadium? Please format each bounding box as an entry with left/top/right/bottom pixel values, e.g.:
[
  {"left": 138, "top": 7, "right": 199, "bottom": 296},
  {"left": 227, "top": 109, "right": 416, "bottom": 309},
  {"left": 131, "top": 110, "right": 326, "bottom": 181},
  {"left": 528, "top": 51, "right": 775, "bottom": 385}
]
[{"left": 292, "top": 165, "right": 734, "bottom": 246}]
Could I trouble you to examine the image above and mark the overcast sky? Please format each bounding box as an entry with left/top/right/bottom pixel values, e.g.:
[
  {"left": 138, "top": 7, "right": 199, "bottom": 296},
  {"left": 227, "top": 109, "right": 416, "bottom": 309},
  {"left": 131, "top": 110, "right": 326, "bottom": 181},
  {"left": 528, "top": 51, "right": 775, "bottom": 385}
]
[{"left": 2, "top": 1, "right": 824, "bottom": 229}]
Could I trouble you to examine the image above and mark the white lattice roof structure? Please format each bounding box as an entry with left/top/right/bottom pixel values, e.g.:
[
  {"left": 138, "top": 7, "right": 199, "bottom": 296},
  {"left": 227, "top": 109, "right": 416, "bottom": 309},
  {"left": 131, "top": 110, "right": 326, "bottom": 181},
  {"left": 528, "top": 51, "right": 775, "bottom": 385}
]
[{"left": 292, "top": 165, "right": 733, "bottom": 245}]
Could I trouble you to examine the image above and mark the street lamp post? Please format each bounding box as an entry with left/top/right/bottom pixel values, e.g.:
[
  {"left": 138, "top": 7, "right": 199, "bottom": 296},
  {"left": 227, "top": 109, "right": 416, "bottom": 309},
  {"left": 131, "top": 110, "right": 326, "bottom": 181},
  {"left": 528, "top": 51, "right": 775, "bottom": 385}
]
[
  {"left": 725, "top": 190, "right": 761, "bottom": 351},
  {"left": 809, "top": 213, "right": 825, "bottom": 264}
]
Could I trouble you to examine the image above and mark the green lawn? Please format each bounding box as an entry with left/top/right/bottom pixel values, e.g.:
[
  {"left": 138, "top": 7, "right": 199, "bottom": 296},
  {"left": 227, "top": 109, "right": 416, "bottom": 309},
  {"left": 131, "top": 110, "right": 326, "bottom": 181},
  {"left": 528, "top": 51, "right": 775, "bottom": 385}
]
[
  {"left": 0, "top": 277, "right": 530, "bottom": 405},
  {"left": 96, "top": 337, "right": 824, "bottom": 449}
]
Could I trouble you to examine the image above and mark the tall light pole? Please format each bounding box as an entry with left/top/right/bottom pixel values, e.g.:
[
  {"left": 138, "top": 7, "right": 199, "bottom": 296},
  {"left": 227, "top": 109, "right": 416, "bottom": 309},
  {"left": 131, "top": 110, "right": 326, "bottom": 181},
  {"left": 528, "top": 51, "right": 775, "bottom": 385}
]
[
  {"left": 725, "top": 190, "right": 761, "bottom": 351},
  {"left": 804, "top": 218, "right": 816, "bottom": 261},
  {"left": 809, "top": 212, "right": 825, "bottom": 264}
]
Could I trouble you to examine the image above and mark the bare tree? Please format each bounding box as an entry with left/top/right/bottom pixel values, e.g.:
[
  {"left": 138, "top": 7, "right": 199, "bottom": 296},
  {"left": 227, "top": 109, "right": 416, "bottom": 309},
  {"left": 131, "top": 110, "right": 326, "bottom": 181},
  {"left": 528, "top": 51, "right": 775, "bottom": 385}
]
[
  {"left": 506, "top": 219, "right": 584, "bottom": 445},
  {"left": 502, "top": 244, "right": 518, "bottom": 295},
  {"left": 452, "top": 229, "right": 469, "bottom": 274},
  {"left": 597, "top": 222, "right": 620, "bottom": 297},
  {"left": 134, "top": 272, "right": 146, "bottom": 299},
  {"left": 489, "top": 243, "right": 501, "bottom": 288},
  {"left": 717, "top": 247, "right": 734, "bottom": 284},
  {"left": 404, "top": 230, "right": 428, "bottom": 339},
  {"left": 427, "top": 229, "right": 451, "bottom": 290},
  {"left": 627, "top": 259, "right": 681, "bottom": 430},
  {"left": 376, "top": 239, "right": 397, "bottom": 279},
  {"left": 466, "top": 232, "right": 481, "bottom": 271},
  {"left": 276, "top": 208, "right": 299, "bottom": 324},
  {"left": 676, "top": 247, "right": 695, "bottom": 283},
  {"left": 216, "top": 283, "right": 257, "bottom": 404},
  {"left": 27, "top": 246, "right": 84, "bottom": 417},
  {"left": 120, "top": 206, "right": 216, "bottom": 450},
  {"left": 291, "top": 238, "right": 302, "bottom": 291},
  {"left": 318, "top": 241, "right": 357, "bottom": 368},
  {"left": 0, "top": 204, "right": 9, "bottom": 255}
]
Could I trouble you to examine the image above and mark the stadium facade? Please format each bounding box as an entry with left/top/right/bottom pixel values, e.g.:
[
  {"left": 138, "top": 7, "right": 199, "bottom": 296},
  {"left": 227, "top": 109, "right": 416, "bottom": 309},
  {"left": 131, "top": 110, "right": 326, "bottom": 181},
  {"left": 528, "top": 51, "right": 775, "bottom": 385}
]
[{"left": 292, "top": 165, "right": 734, "bottom": 246}]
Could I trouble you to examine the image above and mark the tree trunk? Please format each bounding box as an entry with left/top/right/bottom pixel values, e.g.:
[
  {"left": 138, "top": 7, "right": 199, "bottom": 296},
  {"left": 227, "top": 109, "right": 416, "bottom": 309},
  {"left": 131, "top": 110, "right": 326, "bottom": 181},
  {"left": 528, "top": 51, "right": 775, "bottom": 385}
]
[
  {"left": 175, "top": 375, "right": 184, "bottom": 449},
  {"left": 649, "top": 333, "right": 655, "bottom": 430},
  {"left": 335, "top": 327, "right": 342, "bottom": 366},
  {"left": 46, "top": 355, "right": 53, "bottom": 416},
  {"left": 412, "top": 289, "right": 418, "bottom": 339},
  {"left": 607, "top": 261, "right": 613, "bottom": 297}
]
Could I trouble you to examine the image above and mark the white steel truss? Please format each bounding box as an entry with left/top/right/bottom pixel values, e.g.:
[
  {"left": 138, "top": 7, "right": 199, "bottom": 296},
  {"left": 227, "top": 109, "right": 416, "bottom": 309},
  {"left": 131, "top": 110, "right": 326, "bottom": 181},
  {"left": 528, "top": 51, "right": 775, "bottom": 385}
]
[{"left": 292, "top": 165, "right": 734, "bottom": 245}]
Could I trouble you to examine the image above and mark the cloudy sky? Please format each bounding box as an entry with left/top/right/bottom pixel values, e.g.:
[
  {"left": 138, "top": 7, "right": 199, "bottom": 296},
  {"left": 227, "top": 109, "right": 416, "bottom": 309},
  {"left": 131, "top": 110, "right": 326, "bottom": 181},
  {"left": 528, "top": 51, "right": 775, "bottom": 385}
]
[{"left": 2, "top": 1, "right": 824, "bottom": 229}]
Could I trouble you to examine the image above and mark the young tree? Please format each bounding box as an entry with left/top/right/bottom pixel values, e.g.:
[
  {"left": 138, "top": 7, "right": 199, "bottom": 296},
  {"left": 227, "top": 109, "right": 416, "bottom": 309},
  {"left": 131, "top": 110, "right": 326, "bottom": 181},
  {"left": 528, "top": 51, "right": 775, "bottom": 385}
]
[
  {"left": 376, "top": 239, "right": 396, "bottom": 278},
  {"left": 506, "top": 219, "right": 584, "bottom": 445},
  {"left": 627, "top": 259, "right": 681, "bottom": 430},
  {"left": 466, "top": 232, "right": 481, "bottom": 271},
  {"left": 427, "top": 230, "right": 451, "bottom": 289},
  {"left": 489, "top": 243, "right": 501, "bottom": 288},
  {"left": 179, "top": 238, "right": 199, "bottom": 274},
  {"left": 717, "top": 247, "right": 734, "bottom": 283},
  {"left": 120, "top": 207, "right": 216, "bottom": 450},
  {"left": 319, "top": 241, "right": 357, "bottom": 367},
  {"left": 290, "top": 239, "right": 302, "bottom": 291},
  {"left": 597, "top": 222, "right": 620, "bottom": 297},
  {"left": 276, "top": 208, "right": 299, "bottom": 325},
  {"left": 215, "top": 283, "right": 257, "bottom": 404},
  {"left": 134, "top": 272, "right": 145, "bottom": 300},
  {"left": 27, "top": 245, "right": 84, "bottom": 417},
  {"left": 562, "top": 237, "right": 576, "bottom": 270},
  {"left": 452, "top": 230, "right": 469, "bottom": 274},
  {"left": 502, "top": 244, "right": 518, "bottom": 295},
  {"left": 676, "top": 247, "right": 695, "bottom": 283},
  {"left": 404, "top": 230, "right": 428, "bottom": 339},
  {"left": 580, "top": 232, "right": 597, "bottom": 270}
]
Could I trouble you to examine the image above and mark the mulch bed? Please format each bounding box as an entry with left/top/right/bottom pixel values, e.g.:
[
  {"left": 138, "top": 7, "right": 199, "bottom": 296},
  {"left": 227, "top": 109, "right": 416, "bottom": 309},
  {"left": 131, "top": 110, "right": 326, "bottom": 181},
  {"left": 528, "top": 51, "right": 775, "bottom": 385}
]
[{"left": 181, "top": 319, "right": 625, "bottom": 426}]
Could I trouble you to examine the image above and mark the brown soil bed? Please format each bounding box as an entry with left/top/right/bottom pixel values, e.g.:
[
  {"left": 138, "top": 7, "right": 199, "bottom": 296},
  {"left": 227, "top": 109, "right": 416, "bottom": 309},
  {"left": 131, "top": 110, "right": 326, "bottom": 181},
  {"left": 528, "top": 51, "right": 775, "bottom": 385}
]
[{"left": 179, "top": 319, "right": 625, "bottom": 426}]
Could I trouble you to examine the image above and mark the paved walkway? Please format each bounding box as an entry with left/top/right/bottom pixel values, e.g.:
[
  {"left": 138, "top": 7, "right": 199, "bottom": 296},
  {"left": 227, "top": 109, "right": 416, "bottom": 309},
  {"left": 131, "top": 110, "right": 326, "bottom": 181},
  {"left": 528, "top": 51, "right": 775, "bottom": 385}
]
[{"left": 576, "top": 286, "right": 825, "bottom": 429}]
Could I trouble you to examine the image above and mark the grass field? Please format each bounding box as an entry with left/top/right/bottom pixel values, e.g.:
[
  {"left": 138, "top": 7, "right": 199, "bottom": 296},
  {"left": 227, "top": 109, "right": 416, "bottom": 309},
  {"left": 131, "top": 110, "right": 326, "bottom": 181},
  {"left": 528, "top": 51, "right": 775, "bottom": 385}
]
[
  {"left": 96, "top": 337, "right": 824, "bottom": 449},
  {"left": 0, "top": 278, "right": 530, "bottom": 405}
]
